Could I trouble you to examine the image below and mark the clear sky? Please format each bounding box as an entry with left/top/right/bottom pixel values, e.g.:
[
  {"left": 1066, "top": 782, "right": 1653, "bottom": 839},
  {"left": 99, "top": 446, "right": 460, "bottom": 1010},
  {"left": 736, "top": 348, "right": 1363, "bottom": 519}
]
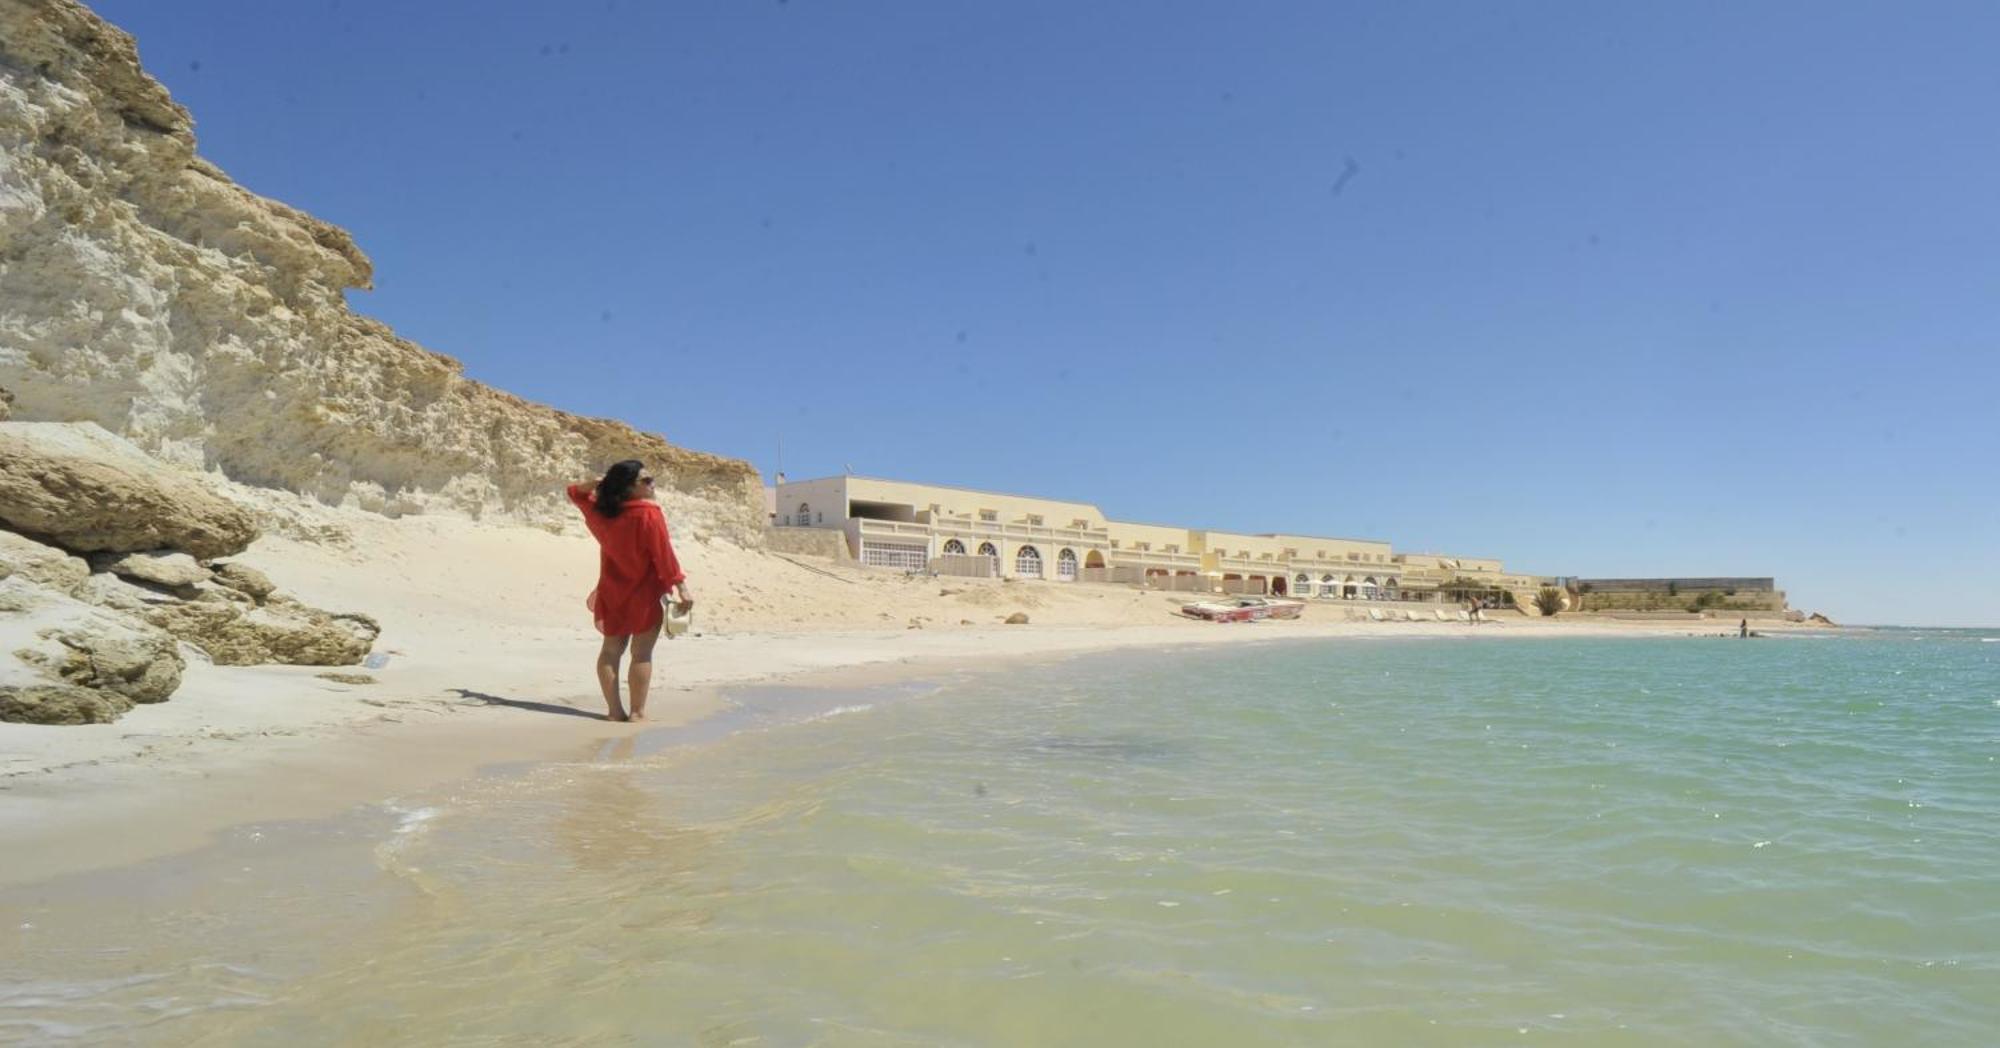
[{"left": 94, "top": 1, "right": 2000, "bottom": 626}]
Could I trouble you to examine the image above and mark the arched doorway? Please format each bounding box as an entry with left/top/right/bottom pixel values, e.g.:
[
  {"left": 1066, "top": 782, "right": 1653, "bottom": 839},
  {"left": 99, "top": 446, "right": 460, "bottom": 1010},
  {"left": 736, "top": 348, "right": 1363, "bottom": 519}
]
[
  {"left": 1015, "top": 545, "right": 1043, "bottom": 578},
  {"left": 942, "top": 539, "right": 966, "bottom": 555},
  {"left": 1273, "top": 575, "right": 1289, "bottom": 596},
  {"left": 1056, "top": 548, "right": 1078, "bottom": 581},
  {"left": 1085, "top": 550, "right": 1107, "bottom": 569}
]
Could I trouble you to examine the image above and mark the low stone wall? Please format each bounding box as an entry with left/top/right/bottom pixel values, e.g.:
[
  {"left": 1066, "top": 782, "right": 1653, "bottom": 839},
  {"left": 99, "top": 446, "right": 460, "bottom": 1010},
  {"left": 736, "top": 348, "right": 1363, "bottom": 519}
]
[
  {"left": 762, "top": 526, "right": 850, "bottom": 562},
  {"left": 933, "top": 553, "right": 998, "bottom": 579},
  {"left": 1579, "top": 590, "right": 1787, "bottom": 613}
]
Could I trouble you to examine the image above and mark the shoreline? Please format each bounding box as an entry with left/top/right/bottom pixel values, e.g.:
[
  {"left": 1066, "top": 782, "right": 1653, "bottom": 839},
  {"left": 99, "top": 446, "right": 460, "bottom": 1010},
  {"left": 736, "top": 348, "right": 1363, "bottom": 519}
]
[{"left": 0, "top": 616, "right": 1835, "bottom": 888}]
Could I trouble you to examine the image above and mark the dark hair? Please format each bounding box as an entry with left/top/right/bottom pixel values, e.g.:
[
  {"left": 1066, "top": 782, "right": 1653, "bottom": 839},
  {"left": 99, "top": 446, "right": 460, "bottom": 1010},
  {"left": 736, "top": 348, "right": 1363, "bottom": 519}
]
[{"left": 594, "top": 460, "right": 646, "bottom": 518}]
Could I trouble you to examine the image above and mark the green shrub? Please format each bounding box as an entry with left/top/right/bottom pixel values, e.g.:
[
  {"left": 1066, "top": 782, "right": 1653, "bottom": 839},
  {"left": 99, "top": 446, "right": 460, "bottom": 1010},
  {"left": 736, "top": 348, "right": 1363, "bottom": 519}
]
[{"left": 1534, "top": 587, "right": 1564, "bottom": 616}]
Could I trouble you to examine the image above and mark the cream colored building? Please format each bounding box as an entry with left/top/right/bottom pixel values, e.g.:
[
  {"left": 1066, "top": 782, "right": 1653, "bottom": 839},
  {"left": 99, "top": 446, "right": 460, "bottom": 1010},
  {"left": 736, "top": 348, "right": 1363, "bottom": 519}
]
[
  {"left": 1102, "top": 520, "right": 1203, "bottom": 582},
  {"left": 1266, "top": 533, "right": 1398, "bottom": 599},
  {"left": 1190, "top": 530, "right": 1292, "bottom": 594},
  {"left": 774, "top": 474, "right": 1554, "bottom": 601},
  {"left": 775, "top": 475, "right": 1111, "bottom": 580}
]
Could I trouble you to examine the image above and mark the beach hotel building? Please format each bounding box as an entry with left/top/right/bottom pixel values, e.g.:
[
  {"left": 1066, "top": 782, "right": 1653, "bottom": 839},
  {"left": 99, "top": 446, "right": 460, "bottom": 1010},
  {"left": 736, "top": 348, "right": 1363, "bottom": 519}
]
[{"left": 773, "top": 474, "right": 1555, "bottom": 606}]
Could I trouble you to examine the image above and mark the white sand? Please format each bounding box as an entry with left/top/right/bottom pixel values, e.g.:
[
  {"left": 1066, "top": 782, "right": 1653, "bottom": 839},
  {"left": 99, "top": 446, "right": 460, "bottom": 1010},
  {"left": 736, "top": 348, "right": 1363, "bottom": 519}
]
[{"left": 0, "top": 505, "right": 1808, "bottom": 885}]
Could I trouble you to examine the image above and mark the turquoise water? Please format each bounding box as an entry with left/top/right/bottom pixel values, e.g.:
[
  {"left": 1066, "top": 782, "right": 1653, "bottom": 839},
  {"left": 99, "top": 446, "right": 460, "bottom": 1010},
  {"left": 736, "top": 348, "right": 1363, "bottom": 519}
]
[{"left": 5, "top": 631, "right": 1998, "bottom": 1045}]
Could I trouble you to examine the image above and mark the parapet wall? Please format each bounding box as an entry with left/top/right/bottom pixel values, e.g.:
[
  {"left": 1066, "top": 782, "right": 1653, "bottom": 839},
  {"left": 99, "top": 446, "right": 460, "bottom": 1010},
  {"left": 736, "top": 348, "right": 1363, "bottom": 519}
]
[
  {"left": 1577, "top": 577, "right": 1776, "bottom": 593},
  {"left": 762, "top": 526, "right": 851, "bottom": 561}
]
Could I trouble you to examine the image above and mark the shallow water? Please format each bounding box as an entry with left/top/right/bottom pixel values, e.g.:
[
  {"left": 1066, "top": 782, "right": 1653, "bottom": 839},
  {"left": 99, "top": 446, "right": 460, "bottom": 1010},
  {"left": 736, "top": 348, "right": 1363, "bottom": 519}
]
[{"left": 5, "top": 631, "right": 1998, "bottom": 1045}]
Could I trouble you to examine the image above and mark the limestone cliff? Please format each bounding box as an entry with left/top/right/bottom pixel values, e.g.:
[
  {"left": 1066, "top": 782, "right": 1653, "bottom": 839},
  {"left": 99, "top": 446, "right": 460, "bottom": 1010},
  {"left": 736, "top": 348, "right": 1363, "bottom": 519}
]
[{"left": 0, "top": 0, "right": 764, "bottom": 542}]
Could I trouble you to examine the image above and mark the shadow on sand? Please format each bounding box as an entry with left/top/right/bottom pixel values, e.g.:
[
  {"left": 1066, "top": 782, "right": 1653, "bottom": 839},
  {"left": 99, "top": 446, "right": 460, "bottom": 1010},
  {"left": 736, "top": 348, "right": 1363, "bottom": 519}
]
[{"left": 452, "top": 688, "right": 605, "bottom": 721}]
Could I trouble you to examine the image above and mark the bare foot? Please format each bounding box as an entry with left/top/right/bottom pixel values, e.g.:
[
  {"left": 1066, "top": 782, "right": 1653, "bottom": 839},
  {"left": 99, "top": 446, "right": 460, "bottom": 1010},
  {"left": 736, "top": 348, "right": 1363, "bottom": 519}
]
[
  {"left": 629, "top": 709, "right": 648, "bottom": 722},
  {"left": 606, "top": 709, "right": 629, "bottom": 722}
]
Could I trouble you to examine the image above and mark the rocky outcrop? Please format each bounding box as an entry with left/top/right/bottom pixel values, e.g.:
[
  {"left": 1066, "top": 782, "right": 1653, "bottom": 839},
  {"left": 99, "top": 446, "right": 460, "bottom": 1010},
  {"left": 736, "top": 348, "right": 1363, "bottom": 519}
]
[
  {"left": 0, "top": 576, "right": 183, "bottom": 724},
  {"left": 0, "top": 0, "right": 766, "bottom": 543},
  {"left": 90, "top": 550, "right": 207, "bottom": 590},
  {"left": 209, "top": 561, "right": 274, "bottom": 601},
  {"left": 144, "top": 594, "right": 378, "bottom": 667},
  {"left": 0, "top": 528, "right": 89, "bottom": 594},
  {"left": 0, "top": 423, "right": 260, "bottom": 559}
]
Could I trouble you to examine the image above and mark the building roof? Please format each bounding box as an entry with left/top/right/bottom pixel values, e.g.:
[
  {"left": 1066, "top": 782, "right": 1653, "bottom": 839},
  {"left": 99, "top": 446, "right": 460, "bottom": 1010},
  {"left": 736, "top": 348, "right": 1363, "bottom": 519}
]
[{"left": 787, "top": 473, "right": 1106, "bottom": 513}]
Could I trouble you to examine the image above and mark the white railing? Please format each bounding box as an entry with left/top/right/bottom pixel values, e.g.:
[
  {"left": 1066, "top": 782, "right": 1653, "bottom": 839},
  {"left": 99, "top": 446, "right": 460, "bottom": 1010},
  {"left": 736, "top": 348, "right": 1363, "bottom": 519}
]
[
  {"left": 855, "top": 519, "right": 932, "bottom": 538},
  {"left": 1210, "top": 556, "right": 1286, "bottom": 573},
  {"left": 1108, "top": 550, "right": 1202, "bottom": 568},
  {"left": 922, "top": 519, "right": 1111, "bottom": 546}
]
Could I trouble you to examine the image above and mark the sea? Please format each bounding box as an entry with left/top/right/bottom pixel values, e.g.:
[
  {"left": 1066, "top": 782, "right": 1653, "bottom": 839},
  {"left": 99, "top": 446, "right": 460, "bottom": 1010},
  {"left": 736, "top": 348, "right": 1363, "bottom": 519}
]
[{"left": 3, "top": 629, "right": 1996, "bottom": 1046}]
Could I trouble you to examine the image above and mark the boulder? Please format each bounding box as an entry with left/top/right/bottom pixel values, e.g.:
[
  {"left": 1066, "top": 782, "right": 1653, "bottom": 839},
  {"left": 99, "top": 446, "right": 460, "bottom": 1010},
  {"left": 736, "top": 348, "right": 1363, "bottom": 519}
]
[
  {"left": 145, "top": 596, "right": 379, "bottom": 666},
  {"left": 210, "top": 562, "right": 276, "bottom": 601},
  {"left": 0, "top": 529, "right": 90, "bottom": 595},
  {"left": 0, "top": 423, "right": 259, "bottom": 560},
  {"left": 0, "top": 386, "right": 12, "bottom": 421},
  {"left": 0, "top": 577, "right": 185, "bottom": 724},
  {"left": 0, "top": 684, "right": 131, "bottom": 727},
  {"left": 90, "top": 550, "right": 208, "bottom": 589},
  {"left": 1004, "top": 612, "right": 1030, "bottom": 625},
  {"left": 74, "top": 571, "right": 184, "bottom": 614}
]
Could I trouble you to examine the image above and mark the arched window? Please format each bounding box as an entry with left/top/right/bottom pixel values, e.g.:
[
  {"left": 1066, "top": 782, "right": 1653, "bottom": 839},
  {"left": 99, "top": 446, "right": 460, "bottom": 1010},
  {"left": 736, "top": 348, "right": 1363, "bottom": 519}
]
[
  {"left": 942, "top": 539, "right": 966, "bottom": 555},
  {"left": 1016, "top": 545, "right": 1043, "bottom": 578},
  {"left": 797, "top": 502, "right": 811, "bottom": 525},
  {"left": 977, "top": 541, "right": 998, "bottom": 558},
  {"left": 1057, "top": 548, "right": 1078, "bottom": 580}
]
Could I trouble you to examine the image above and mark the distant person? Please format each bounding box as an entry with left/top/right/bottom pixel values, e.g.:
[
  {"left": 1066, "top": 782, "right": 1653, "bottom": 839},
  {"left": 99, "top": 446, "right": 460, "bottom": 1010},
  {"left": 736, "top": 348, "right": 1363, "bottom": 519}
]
[
  {"left": 1467, "top": 597, "right": 1480, "bottom": 624},
  {"left": 1739, "top": 617, "right": 1749, "bottom": 639},
  {"left": 567, "top": 461, "right": 693, "bottom": 721}
]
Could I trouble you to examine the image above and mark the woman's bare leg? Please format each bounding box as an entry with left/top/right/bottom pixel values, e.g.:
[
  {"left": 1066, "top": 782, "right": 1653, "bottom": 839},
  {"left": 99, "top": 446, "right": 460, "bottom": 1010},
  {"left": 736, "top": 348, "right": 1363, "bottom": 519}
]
[
  {"left": 597, "top": 633, "right": 631, "bottom": 721},
  {"left": 626, "top": 623, "right": 664, "bottom": 721}
]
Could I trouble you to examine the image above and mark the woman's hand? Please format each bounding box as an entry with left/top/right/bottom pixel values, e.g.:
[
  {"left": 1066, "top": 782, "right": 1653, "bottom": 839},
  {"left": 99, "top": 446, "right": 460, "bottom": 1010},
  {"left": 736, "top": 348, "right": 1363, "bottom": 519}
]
[{"left": 674, "top": 583, "right": 694, "bottom": 609}]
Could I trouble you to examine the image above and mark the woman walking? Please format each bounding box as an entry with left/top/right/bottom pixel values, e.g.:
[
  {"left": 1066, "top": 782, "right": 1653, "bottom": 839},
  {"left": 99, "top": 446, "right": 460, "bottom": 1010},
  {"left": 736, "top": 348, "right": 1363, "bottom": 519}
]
[{"left": 567, "top": 461, "right": 693, "bottom": 721}]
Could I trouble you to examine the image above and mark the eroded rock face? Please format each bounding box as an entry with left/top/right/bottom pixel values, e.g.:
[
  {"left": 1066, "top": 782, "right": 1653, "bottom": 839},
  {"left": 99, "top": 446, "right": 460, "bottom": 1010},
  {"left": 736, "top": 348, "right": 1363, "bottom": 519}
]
[
  {"left": 144, "top": 596, "right": 379, "bottom": 667},
  {"left": 90, "top": 549, "right": 207, "bottom": 589},
  {"left": 0, "top": 423, "right": 260, "bottom": 559},
  {"left": 0, "top": 528, "right": 90, "bottom": 595},
  {"left": 209, "top": 561, "right": 275, "bottom": 601},
  {"left": 0, "top": 576, "right": 184, "bottom": 724},
  {"left": 0, "top": 1, "right": 766, "bottom": 542}
]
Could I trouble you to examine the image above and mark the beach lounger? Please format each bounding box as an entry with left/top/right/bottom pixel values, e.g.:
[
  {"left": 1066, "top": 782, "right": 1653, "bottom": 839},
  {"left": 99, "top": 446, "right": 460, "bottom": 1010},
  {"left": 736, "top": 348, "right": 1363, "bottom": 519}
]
[
  {"left": 1434, "top": 610, "right": 1452, "bottom": 622},
  {"left": 1368, "top": 608, "right": 1387, "bottom": 622},
  {"left": 1404, "top": 610, "right": 1421, "bottom": 622},
  {"left": 1457, "top": 610, "right": 1472, "bottom": 622}
]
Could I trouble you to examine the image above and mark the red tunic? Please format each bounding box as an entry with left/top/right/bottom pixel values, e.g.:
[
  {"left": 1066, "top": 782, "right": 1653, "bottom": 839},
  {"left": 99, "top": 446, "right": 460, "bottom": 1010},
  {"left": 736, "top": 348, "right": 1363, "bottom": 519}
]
[{"left": 567, "top": 484, "right": 687, "bottom": 636}]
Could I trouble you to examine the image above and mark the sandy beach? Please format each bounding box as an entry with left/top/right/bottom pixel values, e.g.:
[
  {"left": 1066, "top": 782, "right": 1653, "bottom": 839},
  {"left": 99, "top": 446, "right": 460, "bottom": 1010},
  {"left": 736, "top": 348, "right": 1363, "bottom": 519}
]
[{"left": 0, "top": 500, "right": 1812, "bottom": 889}]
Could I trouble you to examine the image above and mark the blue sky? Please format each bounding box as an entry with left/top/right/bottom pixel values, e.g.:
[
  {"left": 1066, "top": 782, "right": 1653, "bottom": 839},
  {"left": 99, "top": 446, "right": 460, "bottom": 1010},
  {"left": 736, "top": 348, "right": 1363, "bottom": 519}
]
[{"left": 96, "top": 1, "right": 2000, "bottom": 626}]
